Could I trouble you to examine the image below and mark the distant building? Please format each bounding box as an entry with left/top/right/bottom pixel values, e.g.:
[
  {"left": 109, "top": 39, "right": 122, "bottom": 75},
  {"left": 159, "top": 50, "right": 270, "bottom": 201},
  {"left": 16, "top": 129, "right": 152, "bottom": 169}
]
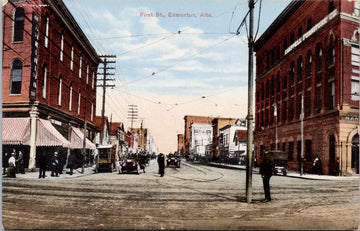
[
  {"left": 109, "top": 122, "right": 126, "bottom": 161},
  {"left": 177, "top": 134, "right": 185, "bottom": 155},
  {"left": 189, "top": 123, "right": 213, "bottom": 157},
  {"left": 254, "top": 0, "right": 360, "bottom": 175},
  {"left": 211, "top": 117, "right": 238, "bottom": 160}
]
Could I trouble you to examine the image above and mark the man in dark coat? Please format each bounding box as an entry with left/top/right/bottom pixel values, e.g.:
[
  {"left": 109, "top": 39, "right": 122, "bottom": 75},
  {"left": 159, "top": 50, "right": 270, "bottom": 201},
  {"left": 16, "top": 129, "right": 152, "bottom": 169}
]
[
  {"left": 39, "top": 151, "right": 47, "bottom": 179},
  {"left": 157, "top": 153, "right": 165, "bottom": 177},
  {"left": 51, "top": 152, "right": 60, "bottom": 177},
  {"left": 3, "top": 152, "right": 10, "bottom": 175},
  {"left": 260, "top": 151, "right": 274, "bottom": 202}
]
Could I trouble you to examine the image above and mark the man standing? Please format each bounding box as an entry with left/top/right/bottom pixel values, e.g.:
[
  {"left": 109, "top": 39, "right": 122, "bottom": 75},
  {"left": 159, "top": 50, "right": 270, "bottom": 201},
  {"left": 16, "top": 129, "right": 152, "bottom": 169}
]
[
  {"left": 38, "top": 151, "right": 47, "bottom": 179},
  {"left": 51, "top": 152, "right": 60, "bottom": 177},
  {"left": 3, "top": 152, "right": 10, "bottom": 175},
  {"left": 157, "top": 153, "right": 165, "bottom": 177},
  {"left": 260, "top": 151, "right": 274, "bottom": 202}
]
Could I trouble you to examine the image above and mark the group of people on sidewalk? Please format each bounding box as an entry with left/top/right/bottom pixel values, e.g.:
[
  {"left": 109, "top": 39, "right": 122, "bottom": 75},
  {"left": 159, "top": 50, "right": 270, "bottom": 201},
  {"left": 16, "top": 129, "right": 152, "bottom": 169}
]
[{"left": 2, "top": 149, "right": 25, "bottom": 178}]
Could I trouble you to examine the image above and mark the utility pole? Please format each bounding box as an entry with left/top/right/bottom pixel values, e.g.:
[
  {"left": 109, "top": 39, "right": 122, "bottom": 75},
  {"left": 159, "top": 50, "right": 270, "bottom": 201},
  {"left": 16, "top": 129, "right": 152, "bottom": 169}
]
[
  {"left": 128, "top": 105, "right": 138, "bottom": 129},
  {"left": 246, "top": 0, "right": 255, "bottom": 204},
  {"left": 97, "top": 55, "right": 116, "bottom": 120}
]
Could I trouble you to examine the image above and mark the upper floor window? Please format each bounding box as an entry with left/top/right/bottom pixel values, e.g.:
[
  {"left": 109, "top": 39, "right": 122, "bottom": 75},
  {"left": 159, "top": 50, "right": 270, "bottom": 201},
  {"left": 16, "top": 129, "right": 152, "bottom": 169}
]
[
  {"left": 58, "top": 76, "right": 62, "bottom": 106},
  {"left": 44, "top": 17, "right": 49, "bottom": 48},
  {"left": 13, "top": 7, "right": 24, "bottom": 42},
  {"left": 276, "top": 72, "right": 280, "bottom": 93},
  {"left": 290, "top": 62, "right": 295, "bottom": 85},
  {"left": 316, "top": 44, "right": 323, "bottom": 72},
  {"left": 92, "top": 71, "right": 95, "bottom": 89},
  {"left": 69, "top": 84, "right": 73, "bottom": 111},
  {"left": 328, "top": 1, "right": 334, "bottom": 13},
  {"left": 77, "top": 90, "right": 81, "bottom": 115},
  {"left": 86, "top": 64, "right": 89, "bottom": 84},
  {"left": 79, "top": 56, "right": 82, "bottom": 78},
  {"left": 307, "top": 18, "right": 312, "bottom": 31},
  {"left": 306, "top": 50, "right": 312, "bottom": 76},
  {"left": 297, "top": 57, "right": 303, "bottom": 82},
  {"left": 91, "top": 102, "right": 94, "bottom": 121},
  {"left": 60, "top": 34, "right": 64, "bottom": 61},
  {"left": 42, "top": 64, "right": 47, "bottom": 99},
  {"left": 328, "top": 37, "right": 336, "bottom": 66},
  {"left": 10, "top": 59, "right": 22, "bottom": 94},
  {"left": 70, "top": 46, "right": 74, "bottom": 71},
  {"left": 298, "top": 27, "right": 303, "bottom": 39}
]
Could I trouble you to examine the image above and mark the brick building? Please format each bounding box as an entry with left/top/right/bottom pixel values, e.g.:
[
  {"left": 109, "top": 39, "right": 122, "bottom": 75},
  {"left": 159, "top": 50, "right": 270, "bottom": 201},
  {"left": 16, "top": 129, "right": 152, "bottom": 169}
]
[
  {"left": 254, "top": 0, "right": 359, "bottom": 175},
  {"left": 177, "top": 134, "right": 184, "bottom": 155},
  {"left": 2, "top": 0, "right": 100, "bottom": 169}
]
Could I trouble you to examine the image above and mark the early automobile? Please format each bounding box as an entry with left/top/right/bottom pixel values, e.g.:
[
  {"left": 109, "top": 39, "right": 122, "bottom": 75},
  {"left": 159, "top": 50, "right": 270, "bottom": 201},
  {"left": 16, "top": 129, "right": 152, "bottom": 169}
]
[
  {"left": 166, "top": 154, "right": 181, "bottom": 168},
  {"left": 268, "top": 150, "right": 288, "bottom": 176},
  {"left": 119, "top": 154, "right": 140, "bottom": 174},
  {"left": 96, "top": 145, "right": 113, "bottom": 172}
]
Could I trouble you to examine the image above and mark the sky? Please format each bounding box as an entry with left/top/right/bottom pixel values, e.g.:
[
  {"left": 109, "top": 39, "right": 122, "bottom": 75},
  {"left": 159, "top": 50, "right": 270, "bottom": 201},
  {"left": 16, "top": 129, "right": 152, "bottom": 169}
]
[{"left": 62, "top": 0, "right": 290, "bottom": 153}]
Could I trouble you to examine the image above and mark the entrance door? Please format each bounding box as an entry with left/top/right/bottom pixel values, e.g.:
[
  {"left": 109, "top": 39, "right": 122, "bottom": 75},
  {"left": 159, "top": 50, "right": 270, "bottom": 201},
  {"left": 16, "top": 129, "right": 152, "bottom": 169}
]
[{"left": 351, "top": 134, "right": 359, "bottom": 174}]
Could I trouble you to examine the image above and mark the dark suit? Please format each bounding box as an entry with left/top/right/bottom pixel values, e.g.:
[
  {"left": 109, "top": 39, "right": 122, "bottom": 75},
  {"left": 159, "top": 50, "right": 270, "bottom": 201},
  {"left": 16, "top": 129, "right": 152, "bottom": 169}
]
[
  {"left": 158, "top": 154, "right": 165, "bottom": 177},
  {"left": 260, "top": 152, "right": 274, "bottom": 201}
]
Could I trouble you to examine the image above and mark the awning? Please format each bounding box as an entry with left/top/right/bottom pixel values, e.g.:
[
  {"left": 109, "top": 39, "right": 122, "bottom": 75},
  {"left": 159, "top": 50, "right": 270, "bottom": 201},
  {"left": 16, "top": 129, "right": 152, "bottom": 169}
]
[
  {"left": 2, "top": 118, "right": 70, "bottom": 147},
  {"left": 71, "top": 127, "right": 96, "bottom": 150},
  {"left": 36, "top": 119, "right": 70, "bottom": 147},
  {"left": 2, "top": 118, "right": 30, "bottom": 145}
]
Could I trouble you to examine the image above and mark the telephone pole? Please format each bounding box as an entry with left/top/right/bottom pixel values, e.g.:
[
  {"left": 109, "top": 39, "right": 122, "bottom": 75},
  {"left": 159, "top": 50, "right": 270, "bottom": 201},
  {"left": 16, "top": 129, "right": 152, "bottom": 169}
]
[
  {"left": 246, "top": 0, "right": 255, "bottom": 204},
  {"left": 128, "top": 104, "right": 138, "bottom": 129},
  {"left": 97, "top": 55, "right": 116, "bottom": 119}
]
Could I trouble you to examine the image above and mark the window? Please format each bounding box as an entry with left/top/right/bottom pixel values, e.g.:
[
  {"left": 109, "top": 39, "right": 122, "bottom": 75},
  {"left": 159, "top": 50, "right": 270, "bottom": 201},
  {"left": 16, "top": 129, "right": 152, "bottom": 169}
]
[
  {"left": 297, "top": 57, "right": 303, "bottom": 82},
  {"left": 290, "top": 32, "right": 295, "bottom": 44},
  {"left": 58, "top": 76, "right": 62, "bottom": 106},
  {"left": 351, "top": 76, "right": 359, "bottom": 101},
  {"left": 306, "top": 88, "right": 311, "bottom": 117},
  {"left": 78, "top": 90, "right": 81, "bottom": 115},
  {"left": 316, "top": 84, "right": 322, "bottom": 113},
  {"left": 60, "top": 34, "right": 64, "bottom": 61},
  {"left": 298, "top": 27, "right": 303, "bottom": 39},
  {"left": 44, "top": 17, "right": 49, "bottom": 48},
  {"left": 328, "top": 40, "right": 335, "bottom": 66},
  {"left": 13, "top": 7, "right": 24, "bottom": 42},
  {"left": 282, "top": 75, "right": 287, "bottom": 90},
  {"left": 10, "top": 59, "right": 22, "bottom": 94},
  {"left": 307, "top": 18, "right": 312, "bottom": 31},
  {"left": 328, "top": 1, "right": 334, "bottom": 13},
  {"left": 306, "top": 51, "right": 312, "bottom": 76},
  {"left": 86, "top": 64, "right": 89, "bottom": 84},
  {"left": 288, "top": 97, "right": 294, "bottom": 120},
  {"left": 290, "top": 62, "right": 295, "bottom": 85},
  {"left": 42, "top": 64, "right": 47, "bottom": 99},
  {"left": 92, "top": 71, "right": 95, "bottom": 89},
  {"left": 316, "top": 44, "right": 323, "bottom": 72},
  {"left": 276, "top": 72, "right": 280, "bottom": 93},
  {"left": 69, "top": 84, "right": 73, "bottom": 111},
  {"left": 70, "top": 46, "right": 74, "bottom": 71},
  {"left": 91, "top": 102, "right": 94, "bottom": 121},
  {"left": 79, "top": 56, "right": 82, "bottom": 78},
  {"left": 328, "top": 79, "right": 335, "bottom": 109}
]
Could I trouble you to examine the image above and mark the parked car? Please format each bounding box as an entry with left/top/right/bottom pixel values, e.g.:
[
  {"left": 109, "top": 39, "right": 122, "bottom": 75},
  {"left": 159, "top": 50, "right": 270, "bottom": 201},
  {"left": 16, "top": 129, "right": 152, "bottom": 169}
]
[
  {"left": 119, "top": 155, "right": 140, "bottom": 174},
  {"left": 166, "top": 154, "right": 181, "bottom": 168},
  {"left": 268, "top": 150, "right": 288, "bottom": 176}
]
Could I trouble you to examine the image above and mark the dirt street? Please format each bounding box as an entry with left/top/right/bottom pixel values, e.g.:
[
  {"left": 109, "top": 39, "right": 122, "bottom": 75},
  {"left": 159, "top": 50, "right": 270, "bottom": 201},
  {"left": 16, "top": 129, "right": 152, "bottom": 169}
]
[{"left": 2, "top": 161, "right": 359, "bottom": 230}]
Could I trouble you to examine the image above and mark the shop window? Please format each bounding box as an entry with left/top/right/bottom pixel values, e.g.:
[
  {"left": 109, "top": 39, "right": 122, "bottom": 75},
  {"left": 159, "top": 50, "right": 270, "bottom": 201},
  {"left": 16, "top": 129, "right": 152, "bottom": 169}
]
[{"left": 289, "top": 142, "right": 294, "bottom": 161}]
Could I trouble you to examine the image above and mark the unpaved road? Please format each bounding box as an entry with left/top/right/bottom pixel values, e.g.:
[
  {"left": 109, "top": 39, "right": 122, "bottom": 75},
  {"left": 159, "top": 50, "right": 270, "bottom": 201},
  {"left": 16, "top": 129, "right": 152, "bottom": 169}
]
[{"left": 2, "top": 161, "right": 359, "bottom": 230}]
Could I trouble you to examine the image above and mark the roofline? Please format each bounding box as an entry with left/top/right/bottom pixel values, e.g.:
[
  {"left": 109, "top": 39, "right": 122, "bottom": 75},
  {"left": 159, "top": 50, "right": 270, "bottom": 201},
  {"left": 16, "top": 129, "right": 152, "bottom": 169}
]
[{"left": 254, "top": 0, "right": 305, "bottom": 51}]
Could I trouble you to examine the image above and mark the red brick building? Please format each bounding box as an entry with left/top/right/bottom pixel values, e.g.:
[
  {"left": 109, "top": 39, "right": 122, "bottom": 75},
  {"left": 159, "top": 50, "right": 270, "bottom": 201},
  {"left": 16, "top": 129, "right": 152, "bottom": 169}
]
[
  {"left": 254, "top": 0, "right": 359, "bottom": 175},
  {"left": 177, "top": 134, "right": 185, "bottom": 155},
  {"left": 2, "top": 0, "right": 100, "bottom": 169}
]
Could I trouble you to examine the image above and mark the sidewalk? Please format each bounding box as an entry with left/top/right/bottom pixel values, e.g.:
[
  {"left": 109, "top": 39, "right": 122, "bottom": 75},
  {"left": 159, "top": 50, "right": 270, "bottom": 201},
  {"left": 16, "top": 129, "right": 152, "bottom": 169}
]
[
  {"left": 3, "top": 166, "right": 96, "bottom": 180},
  {"left": 203, "top": 162, "right": 359, "bottom": 181}
]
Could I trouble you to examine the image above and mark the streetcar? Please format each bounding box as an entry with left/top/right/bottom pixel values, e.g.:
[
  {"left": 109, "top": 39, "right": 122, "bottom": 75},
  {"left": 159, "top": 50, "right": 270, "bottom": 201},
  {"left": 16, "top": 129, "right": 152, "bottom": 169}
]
[{"left": 96, "top": 145, "right": 113, "bottom": 172}]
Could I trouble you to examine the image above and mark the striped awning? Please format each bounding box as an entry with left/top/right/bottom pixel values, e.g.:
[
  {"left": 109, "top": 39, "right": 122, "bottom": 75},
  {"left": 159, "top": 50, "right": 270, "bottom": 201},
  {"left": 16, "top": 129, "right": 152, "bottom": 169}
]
[
  {"left": 36, "top": 119, "right": 70, "bottom": 147},
  {"left": 2, "top": 118, "right": 30, "bottom": 145},
  {"left": 2, "top": 118, "right": 70, "bottom": 147},
  {"left": 71, "top": 127, "right": 96, "bottom": 150}
]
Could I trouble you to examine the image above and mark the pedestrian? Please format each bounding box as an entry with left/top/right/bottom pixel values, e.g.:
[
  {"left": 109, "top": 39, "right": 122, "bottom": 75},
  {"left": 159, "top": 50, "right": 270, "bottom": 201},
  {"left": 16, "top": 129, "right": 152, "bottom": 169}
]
[
  {"left": 16, "top": 150, "right": 25, "bottom": 174},
  {"left": 38, "top": 151, "right": 47, "bottom": 179},
  {"left": 3, "top": 152, "right": 10, "bottom": 175},
  {"left": 312, "top": 154, "right": 323, "bottom": 175},
  {"left": 260, "top": 150, "right": 274, "bottom": 202},
  {"left": 7, "top": 152, "right": 16, "bottom": 178},
  {"left": 93, "top": 144, "right": 99, "bottom": 167},
  {"left": 158, "top": 153, "right": 165, "bottom": 177},
  {"left": 51, "top": 151, "right": 60, "bottom": 177}
]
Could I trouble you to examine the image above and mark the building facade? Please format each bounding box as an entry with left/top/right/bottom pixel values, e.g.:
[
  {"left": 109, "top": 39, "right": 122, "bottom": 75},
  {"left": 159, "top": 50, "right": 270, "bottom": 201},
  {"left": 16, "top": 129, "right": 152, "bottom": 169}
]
[
  {"left": 2, "top": 0, "right": 100, "bottom": 169},
  {"left": 254, "top": 0, "right": 360, "bottom": 175},
  {"left": 189, "top": 123, "right": 213, "bottom": 157},
  {"left": 177, "top": 134, "right": 185, "bottom": 155},
  {"left": 211, "top": 117, "right": 238, "bottom": 160},
  {"left": 218, "top": 120, "right": 247, "bottom": 159}
]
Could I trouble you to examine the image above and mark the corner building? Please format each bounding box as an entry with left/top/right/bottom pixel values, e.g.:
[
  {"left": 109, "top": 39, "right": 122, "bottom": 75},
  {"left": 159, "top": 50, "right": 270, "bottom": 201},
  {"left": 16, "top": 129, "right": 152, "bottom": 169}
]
[
  {"left": 2, "top": 0, "right": 100, "bottom": 169},
  {"left": 254, "top": 0, "right": 359, "bottom": 175}
]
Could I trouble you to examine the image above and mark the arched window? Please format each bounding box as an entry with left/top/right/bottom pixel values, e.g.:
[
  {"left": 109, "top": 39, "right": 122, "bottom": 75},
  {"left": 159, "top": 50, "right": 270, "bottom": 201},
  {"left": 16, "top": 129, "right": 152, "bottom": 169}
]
[
  {"left": 44, "top": 17, "right": 49, "bottom": 48},
  {"left": 306, "top": 50, "right": 312, "bottom": 76},
  {"left": 10, "top": 59, "right": 22, "bottom": 94},
  {"left": 316, "top": 43, "right": 323, "bottom": 72},
  {"left": 297, "top": 56, "right": 303, "bottom": 82},
  {"left": 58, "top": 76, "right": 62, "bottom": 106},
  {"left": 328, "top": 35, "right": 336, "bottom": 66},
  {"left": 60, "top": 33, "right": 64, "bottom": 61},
  {"left": 42, "top": 64, "right": 47, "bottom": 99},
  {"left": 13, "top": 7, "right": 24, "bottom": 42},
  {"left": 70, "top": 46, "right": 74, "bottom": 71},
  {"left": 79, "top": 56, "right": 82, "bottom": 78}
]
